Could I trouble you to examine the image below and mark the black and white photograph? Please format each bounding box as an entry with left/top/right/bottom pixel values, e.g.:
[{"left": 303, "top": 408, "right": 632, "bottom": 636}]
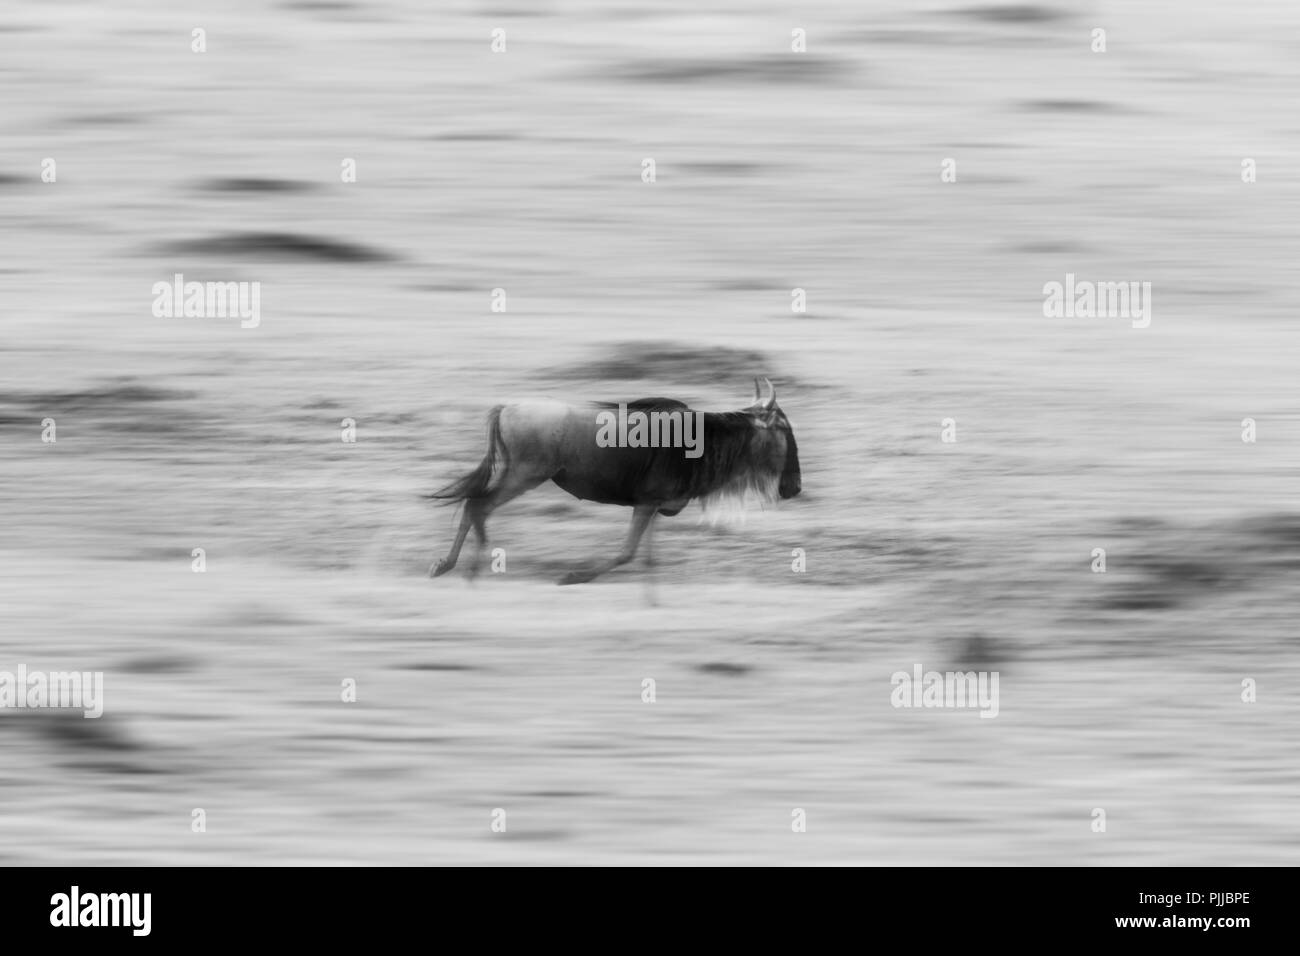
[{"left": 0, "top": 0, "right": 1293, "bottom": 905}]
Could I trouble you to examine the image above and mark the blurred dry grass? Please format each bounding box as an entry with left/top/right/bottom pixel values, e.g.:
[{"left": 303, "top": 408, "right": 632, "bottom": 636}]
[{"left": 1, "top": 0, "right": 1299, "bottom": 864}]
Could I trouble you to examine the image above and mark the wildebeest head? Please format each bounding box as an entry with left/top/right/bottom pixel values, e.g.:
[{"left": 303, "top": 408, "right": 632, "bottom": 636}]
[{"left": 747, "top": 377, "right": 801, "bottom": 500}]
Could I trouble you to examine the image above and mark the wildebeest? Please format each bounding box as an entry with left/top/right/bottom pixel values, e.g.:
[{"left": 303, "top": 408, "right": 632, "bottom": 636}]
[{"left": 428, "top": 378, "right": 801, "bottom": 584}]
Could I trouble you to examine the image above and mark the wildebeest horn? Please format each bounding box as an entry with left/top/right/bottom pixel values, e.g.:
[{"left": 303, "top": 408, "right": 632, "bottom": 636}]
[{"left": 759, "top": 377, "right": 776, "bottom": 410}]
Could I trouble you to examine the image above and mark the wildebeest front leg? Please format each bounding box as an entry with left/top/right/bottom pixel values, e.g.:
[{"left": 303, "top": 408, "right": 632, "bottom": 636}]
[
  {"left": 642, "top": 510, "right": 658, "bottom": 606},
  {"left": 559, "top": 503, "right": 656, "bottom": 586}
]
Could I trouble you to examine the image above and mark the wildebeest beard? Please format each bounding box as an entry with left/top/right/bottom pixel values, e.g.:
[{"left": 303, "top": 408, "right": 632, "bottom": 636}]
[{"left": 634, "top": 408, "right": 787, "bottom": 519}]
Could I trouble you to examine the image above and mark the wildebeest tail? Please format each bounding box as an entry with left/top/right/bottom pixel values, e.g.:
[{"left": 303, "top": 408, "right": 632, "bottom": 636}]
[{"left": 427, "top": 405, "right": 507, "bottom": 504}]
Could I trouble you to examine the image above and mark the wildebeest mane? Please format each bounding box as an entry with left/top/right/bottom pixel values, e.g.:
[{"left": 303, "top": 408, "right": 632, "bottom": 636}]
[
  {"left": 612, "top": 400, "right": 781, "bottom": 510},
  {"left": 595, "top": 398, "right": 690, "bottom": 413}
]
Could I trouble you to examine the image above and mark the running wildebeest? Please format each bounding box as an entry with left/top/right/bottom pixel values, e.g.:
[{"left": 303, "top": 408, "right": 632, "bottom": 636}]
[{"left": 428, "top": 378, "right": 801, "bottom": 584}]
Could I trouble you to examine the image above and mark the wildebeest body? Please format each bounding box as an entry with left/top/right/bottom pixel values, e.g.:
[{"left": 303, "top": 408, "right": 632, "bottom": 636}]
[{"left": 429, "top": 380, "right": 800, "bottom": 584}]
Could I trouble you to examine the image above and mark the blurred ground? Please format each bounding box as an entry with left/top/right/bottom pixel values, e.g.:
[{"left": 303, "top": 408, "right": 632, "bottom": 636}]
[{"left": 1, "top": 0, "right": 1298, "bottom": 864}]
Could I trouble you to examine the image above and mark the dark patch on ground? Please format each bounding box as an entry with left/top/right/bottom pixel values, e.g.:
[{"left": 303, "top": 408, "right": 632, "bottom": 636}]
[
  {"left": 608, "top": 56, "right": 850, "bottom": 87},
  {"left": 947, "top": 4, "right": 1065, "bottom": 24},
  {"left": 1094, "top": 512, "right": 1300, "bottom": 611},
  {"left": 1020, "top": 99, "right": 1119, "bottom": 114},
  {"left": 0, "top": 379, "right": 196, "bottom": 414},
  {"left": 430, "top": 131, "right": 522, "bottom": 142},
  {"left": 118, "top": 655, "right": 196, "bottom": 675},
  {"left": 552, "top": 341, "right": 782, "bottom": 388},
  {"left": 695, "top": 662, "right": 752, "bottom": 676},
  {"left": 197, "top": 177, "right": 318, "bottom": 194},
  {"left": 154, "top": 232, "right": 395, "bottom": 263},
  {"left": 949, "top": 633, "right": 1009, "bottom": 670}
]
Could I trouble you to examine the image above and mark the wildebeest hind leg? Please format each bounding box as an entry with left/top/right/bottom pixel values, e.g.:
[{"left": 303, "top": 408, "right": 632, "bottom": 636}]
[
  {"left": 464, "top": 502, "right": 488, "bottom": 579},
  {"left": 559, "top": 503, "right": 656, "bottom": 586},
  {"left": 461, "top": 470, "right": 550, "bottom": 578},
  {"left": 430, "top": 505, "right": 474, "bottom": 578}
]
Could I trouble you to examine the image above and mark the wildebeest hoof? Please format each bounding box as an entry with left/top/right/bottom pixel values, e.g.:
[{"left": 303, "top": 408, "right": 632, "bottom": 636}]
[
  {"left": 430, "top": 560, "right": 454, "bottom": 578},
  {"left": 558, "top": 568, "right": 596, "bottom": 585}
]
